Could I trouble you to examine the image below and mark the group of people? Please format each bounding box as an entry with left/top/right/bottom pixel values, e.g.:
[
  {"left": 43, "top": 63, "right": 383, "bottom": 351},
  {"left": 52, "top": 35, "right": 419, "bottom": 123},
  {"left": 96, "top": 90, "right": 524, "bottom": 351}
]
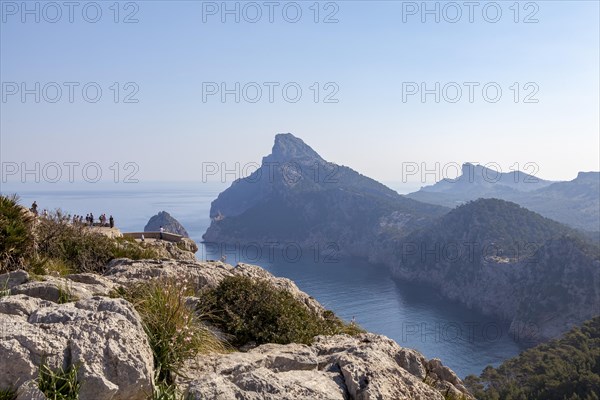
[
  {"left": 30, "top": 201, "right": 114, "bottom": 228},
  {"left": 81, "top": 213, "right": 114, "bottom": 228}
]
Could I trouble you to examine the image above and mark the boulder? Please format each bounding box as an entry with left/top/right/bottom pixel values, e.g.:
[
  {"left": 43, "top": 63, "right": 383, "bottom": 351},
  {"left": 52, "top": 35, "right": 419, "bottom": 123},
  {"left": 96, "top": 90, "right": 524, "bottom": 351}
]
[
  {"left": 0, "top": 295, "right": 154, "bottom": 400},
  {"left": 0, "top": 270, "right": 29, "bottom": 290},
  {"left": 139, "top": 238, "right": 198, "bottom": 261},
  {"left": 10, "top": 274, "right": 115, "bottom": 303}
]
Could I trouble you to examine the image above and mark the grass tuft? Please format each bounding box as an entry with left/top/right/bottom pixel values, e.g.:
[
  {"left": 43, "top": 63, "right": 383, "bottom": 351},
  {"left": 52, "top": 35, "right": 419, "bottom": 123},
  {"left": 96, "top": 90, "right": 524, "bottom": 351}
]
[
  {"left": 151, "top": 382, "right": 192, "bottom": 400},
  {"left": 0, "top": 388, "right": 16, "bottom": 400},
  {"left": 125, "top": 277, "right": 227, "bottom": 386},
  {"left": 0, "top": 277, "right": 10, "bottom": 298},
  {"left": 38, "top": 359, "right": 80, "bottom": 400},
  {"left": 57, "top": 284, "right": 79, "bottom": 304}
]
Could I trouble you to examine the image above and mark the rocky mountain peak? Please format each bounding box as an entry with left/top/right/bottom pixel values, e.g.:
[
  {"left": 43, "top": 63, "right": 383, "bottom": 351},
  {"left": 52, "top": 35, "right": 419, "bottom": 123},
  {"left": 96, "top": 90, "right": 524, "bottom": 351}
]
[{"left": 263, "top": 133, "right": 325, "bottom": 165}]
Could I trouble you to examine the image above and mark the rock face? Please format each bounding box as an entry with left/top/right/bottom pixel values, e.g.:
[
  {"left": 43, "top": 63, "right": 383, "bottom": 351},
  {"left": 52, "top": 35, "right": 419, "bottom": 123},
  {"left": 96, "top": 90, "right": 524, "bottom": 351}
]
[
  {"left": 180, "top": 333, "right": 473, "bottom": 400},
  {"left": 203, "top": 133, "right": 446, "bottom": 257},
  {"left": 144, "top": 210, "right": 189, "bottom": 237},
  {"left": 0, "top": 294, "right": 154, "bottom": 400}
]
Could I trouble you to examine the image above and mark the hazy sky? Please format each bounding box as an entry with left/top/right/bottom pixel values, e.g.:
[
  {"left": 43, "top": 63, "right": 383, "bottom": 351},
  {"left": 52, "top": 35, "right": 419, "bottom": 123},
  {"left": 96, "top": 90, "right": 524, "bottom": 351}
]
[{"left": 1, "top": 0, "right": 599, "bottom": 187}]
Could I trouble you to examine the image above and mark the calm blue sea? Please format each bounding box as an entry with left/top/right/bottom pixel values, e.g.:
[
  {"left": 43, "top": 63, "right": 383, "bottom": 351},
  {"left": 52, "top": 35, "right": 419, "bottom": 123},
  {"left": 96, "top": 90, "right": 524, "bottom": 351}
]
[{"left": 1, "top": 181, "right": 527, "bottom": 378}]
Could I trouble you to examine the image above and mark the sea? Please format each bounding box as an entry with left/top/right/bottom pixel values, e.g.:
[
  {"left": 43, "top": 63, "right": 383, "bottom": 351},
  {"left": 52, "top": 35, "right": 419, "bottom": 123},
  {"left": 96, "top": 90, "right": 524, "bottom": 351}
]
[{"left": 0, "top": 181, "right": 528, "bottom": 378}]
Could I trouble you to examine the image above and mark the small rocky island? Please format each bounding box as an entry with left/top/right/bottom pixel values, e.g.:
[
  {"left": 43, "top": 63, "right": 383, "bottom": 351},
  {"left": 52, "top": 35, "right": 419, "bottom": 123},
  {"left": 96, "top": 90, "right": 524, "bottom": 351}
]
[
  {"left": 0, "top": 195, "right": 473, "bottom": 399},
  {"left": 144, "top": 210, "right": 190, "bottom": 237}
]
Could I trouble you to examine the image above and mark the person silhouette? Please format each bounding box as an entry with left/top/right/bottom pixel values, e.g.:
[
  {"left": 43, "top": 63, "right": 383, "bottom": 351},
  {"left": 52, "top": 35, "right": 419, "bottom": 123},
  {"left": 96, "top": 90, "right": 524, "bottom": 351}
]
[{"left": 31, "top": 201, "right": 38, "bottom": 216}]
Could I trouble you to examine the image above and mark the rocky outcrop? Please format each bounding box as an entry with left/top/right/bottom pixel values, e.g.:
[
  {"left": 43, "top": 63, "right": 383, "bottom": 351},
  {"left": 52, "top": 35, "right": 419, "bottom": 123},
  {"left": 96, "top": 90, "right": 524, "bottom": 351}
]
[
  {"left": 138, "top": 237, "right": 198, "bottom": 261},
  {"left": 0, "top": 259, "right": 474, "bottom": 399},
  {"left": 6, "top": 271, "right": 115, "bottom": 303},
  {"left": 144, "top": 211, "right": 189, "bottom": 237},
  {"left": 180, "top": 333, "right": 473, "bottom": 400},
  {"left": 0, "top": 294, "right": 154, "bottom": 400},
  {"left": 90, "top": 226, "right": 123, "bottom": 239}
]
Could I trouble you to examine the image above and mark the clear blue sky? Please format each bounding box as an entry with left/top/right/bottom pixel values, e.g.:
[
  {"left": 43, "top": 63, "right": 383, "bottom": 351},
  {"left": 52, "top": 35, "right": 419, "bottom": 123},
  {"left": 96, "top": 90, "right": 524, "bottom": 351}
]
[{"left": 1, "top": 0, "right": 598, "bottom": 186}]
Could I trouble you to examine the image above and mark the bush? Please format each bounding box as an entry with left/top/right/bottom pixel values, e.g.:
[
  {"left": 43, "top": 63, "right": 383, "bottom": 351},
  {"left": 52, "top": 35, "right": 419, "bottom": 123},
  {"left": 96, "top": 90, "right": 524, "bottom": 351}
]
[
  {"left": 125, "top": 277, "right": 226, "bottom": 386},
  {"left": 0, "top": 195, "right": 36, "bottom": 273},
  {"left": 0, "top": 200, "right": 160, "bottom": 274},
  {"left": 200, "top": 275, "right": 363, "bottom": 347},
  {"left": 38, "top": 360, "right": 80, "bottom": 400},
  {"left": 35, "top": 213, "right": 115, "bottom": 273},
  {"left": 35, "top": 212, "right": 159, "bottom": 274}
]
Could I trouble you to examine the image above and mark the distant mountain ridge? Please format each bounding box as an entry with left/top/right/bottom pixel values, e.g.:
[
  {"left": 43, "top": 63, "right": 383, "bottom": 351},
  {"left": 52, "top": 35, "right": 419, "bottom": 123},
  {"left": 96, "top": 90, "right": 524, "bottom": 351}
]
[
  {"left": 407, "top": 165, "right": 600, "bottom": 232},
  {"left": 420, "top": 163, "right": 553, "bottom": 194}
]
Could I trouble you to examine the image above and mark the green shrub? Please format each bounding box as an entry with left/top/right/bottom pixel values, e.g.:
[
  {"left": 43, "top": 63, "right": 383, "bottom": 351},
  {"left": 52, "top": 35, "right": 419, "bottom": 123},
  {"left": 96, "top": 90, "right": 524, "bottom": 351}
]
[
  {"left": 0, "top": 195, "right": 36, "bottom": 273},
  {"left": 200, "top": 275, "right": 363, "bottom": 347},
  {"left": 38, "top": 360, "right": 80, "bottom": 400},
  {"left": 125, "top": 277, "right": 226, "bottom": 386}
]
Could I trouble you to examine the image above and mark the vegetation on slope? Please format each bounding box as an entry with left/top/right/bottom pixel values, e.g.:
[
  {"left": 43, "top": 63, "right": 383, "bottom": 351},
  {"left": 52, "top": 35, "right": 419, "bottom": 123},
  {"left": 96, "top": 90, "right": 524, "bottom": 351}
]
[
  {"left": 464, "top": 317, "right": 600, "bottom": 400},
  {"left": 200, "top": 275, "right": 363, "bottom": 346},
  {"left": 0, "top": 195, "right": 158, "bottom": 274},
  {"left": 401, "top": 198, "right": 574, "bottom": 260}
]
